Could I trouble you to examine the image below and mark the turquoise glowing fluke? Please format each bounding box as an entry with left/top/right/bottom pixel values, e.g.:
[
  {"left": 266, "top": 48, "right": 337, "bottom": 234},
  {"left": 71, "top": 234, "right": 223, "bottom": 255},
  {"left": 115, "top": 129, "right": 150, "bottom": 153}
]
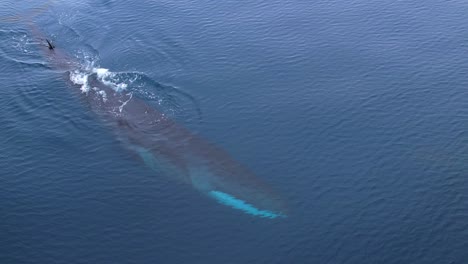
[{"left": 209, "top": 191, "right": 286, "bottom": 219}]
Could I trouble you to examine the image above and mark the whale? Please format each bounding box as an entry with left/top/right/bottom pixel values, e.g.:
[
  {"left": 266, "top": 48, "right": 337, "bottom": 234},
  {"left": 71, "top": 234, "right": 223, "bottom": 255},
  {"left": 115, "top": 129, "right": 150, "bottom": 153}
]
[{"left": 26, "top": 20, "right": 287, "bottom": 219}]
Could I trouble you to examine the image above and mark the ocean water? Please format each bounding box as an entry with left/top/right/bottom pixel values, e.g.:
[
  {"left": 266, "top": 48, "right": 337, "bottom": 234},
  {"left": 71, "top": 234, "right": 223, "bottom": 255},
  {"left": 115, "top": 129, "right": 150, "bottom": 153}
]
[{"left": 1, "top": 0, "right": 467, "bottom": 263}]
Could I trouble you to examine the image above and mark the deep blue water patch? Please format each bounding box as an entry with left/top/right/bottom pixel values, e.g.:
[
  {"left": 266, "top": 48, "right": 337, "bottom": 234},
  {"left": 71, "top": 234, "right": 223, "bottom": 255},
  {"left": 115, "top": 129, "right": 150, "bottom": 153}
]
[{"left": 0, "top": 0, "right": 467, "bottom": 263}]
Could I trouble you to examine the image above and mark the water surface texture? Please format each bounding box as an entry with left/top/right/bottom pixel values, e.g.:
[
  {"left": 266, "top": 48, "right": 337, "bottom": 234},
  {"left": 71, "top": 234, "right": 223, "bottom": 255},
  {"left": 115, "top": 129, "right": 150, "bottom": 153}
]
[{"left": 1, "top": 0, "right": 467, "bottom": 263}]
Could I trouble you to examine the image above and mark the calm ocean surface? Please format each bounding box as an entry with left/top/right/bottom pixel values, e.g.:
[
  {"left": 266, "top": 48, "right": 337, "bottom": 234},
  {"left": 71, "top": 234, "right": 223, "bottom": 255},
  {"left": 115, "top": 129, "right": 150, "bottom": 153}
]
[{"left": 1, "top": 0, "right": 467, "bottom": 263}]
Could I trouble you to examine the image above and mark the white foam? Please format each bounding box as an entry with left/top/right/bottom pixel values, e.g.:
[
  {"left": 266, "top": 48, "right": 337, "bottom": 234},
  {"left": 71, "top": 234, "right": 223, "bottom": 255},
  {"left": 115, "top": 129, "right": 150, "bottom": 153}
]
[
  {"left": 95, "top": 67, "right": 109, "bottom": 78},
  {"left": 69, "top": 67, "right": 129, "bottom": 95},
  {"left": 119, "top": 93, "right": 133, "bottom": 113},
  {"left": 98, "top": 90, "right": 107, "bottom": 102},
  {"left": 69, "top": 70, "right": 90, "bottom": 93},
  {"left": 68, "top": 57, "right": 131, "bottom": 96},
  {"left": 93, "top": 67, "right": 128, "bottom": 92}
]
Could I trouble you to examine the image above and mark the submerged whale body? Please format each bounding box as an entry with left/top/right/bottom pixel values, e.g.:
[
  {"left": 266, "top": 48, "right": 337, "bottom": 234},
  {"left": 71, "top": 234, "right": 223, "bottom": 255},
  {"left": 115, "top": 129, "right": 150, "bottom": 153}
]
[{"left": 28, "top": 22, "right": 287, "bottom": 219}]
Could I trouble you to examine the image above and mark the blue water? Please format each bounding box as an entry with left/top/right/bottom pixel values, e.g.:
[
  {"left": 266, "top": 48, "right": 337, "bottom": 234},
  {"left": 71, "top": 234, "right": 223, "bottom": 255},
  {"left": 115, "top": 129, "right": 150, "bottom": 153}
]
[{"left": 1, "top": 0, "right": 467, "bottom": 263}]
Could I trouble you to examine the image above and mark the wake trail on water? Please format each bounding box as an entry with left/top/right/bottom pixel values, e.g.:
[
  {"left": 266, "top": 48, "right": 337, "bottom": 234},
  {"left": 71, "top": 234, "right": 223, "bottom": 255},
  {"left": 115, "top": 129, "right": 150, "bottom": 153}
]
[
  {"left": 0, "top": 1, "right": 202, "bottom": 123},
  {"left": 68, "top": 58, "right": 201, "bottom": 121}
]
